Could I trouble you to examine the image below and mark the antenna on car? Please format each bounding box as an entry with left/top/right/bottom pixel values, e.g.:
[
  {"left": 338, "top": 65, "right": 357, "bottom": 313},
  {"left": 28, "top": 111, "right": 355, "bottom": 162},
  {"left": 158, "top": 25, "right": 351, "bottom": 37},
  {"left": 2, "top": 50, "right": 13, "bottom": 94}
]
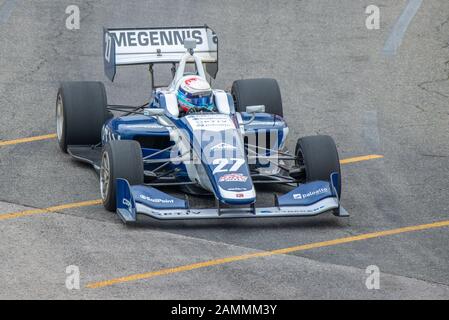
[{"left": 183, "top": 38, "right": 197, "bottom": 55}]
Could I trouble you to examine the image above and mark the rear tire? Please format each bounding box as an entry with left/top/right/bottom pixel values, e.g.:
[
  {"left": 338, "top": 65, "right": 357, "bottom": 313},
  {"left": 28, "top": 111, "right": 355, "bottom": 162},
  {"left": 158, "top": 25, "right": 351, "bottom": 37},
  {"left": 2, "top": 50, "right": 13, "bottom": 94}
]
[
  {"left": 56, "top": 81, "right": 110, "bottom": 153},
  {"left": 295, "top": 135, "right": 341, "bottom": 197},
  {"left": 100, "top": 140, "right": 144, "bottom": 211},
  {"left": 231, "top": 78, "right": 283, "bottom": 117}
]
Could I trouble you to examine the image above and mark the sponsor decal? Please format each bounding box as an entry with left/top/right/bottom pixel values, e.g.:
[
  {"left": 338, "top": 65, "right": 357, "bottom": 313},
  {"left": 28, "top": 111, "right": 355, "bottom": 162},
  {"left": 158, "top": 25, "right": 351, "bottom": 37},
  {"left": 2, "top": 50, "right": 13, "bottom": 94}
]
[
  {"left": 110, "top": 29, "right": 204, "bottom": 48},
  {"left": 123, "top": 198, "right": 132, "bottom": 211},
  {"left": 139, "top": 194, "right": 174, "bottom": 204},
  {"left": 227, "top": 187, "right": 247, "bottom": 191},
  {"left": 108, "top": 27, "right": 217, "bottom": 58},
  {"left": 219, "top": 173, "right": 248, "bottom": 183},
  {"left": 187, "top": 114, "right": 235, "bottom": 132},
  {"left": 293, "top": 187, "right": 329, "bottom": 200},
  {"left": 118, "top": 124, "right": 164, "bottom": 130}
]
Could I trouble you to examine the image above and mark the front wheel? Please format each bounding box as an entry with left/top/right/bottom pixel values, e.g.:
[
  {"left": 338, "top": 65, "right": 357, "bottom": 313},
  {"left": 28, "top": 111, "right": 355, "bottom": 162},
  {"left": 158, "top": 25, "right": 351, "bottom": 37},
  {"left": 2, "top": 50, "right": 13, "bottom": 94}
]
[
  {"left": 100, "top": 140, "right": 144, "bottom": 211},
  {"left": 295, "top": 135, "right": 341, "bottom": 197}
]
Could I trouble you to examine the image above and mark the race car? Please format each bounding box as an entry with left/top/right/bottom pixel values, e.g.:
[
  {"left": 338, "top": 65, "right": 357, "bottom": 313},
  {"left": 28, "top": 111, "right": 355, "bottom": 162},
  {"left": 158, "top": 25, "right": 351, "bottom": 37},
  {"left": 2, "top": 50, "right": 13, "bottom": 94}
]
[{"left": 55, "top": 25, "right": 348, "bottom": 223}]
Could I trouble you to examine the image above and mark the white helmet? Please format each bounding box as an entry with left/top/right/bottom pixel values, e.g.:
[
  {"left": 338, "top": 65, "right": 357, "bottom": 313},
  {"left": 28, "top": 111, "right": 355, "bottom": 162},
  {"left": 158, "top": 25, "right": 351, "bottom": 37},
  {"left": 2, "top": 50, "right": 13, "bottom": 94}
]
[{"left": 176, "top": 76, "right": 214, "bottom": 112}]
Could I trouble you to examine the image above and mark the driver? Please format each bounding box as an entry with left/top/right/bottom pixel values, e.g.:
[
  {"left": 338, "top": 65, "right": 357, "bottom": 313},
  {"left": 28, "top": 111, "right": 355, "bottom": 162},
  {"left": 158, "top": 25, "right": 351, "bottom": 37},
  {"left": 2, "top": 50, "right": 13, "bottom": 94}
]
[{"left": 176, "top": 75, "right": 216, "bottom": 115}]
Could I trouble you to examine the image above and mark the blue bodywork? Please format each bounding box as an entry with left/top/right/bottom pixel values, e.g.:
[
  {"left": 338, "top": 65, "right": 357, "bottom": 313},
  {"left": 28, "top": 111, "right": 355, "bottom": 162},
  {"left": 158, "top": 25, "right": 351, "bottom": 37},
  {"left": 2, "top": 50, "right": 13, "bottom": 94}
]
[{"left": 99, "top": 90, "right": 344, "bottom": 222}]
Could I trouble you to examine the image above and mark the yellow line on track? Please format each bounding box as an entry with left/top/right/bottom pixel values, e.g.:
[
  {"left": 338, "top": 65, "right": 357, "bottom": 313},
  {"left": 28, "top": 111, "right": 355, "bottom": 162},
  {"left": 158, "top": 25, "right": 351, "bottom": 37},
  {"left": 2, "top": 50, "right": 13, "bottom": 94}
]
[
  {"left": 340, "top": 154, "right": 383, "bottom": 164},
  {"left": 86, "top": 219, "right": 449, "bottom": 289},
  {"left": 0, "top": 200, "right": 102, "bottom": 221},
  {"left": 0, "top": 134, "right": 57, "bottom": 147}
]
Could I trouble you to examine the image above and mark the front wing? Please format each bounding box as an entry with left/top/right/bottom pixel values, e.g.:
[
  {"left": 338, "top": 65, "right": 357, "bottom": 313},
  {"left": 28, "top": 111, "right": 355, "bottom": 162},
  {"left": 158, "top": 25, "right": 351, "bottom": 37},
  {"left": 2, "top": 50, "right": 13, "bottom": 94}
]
[{"left": 115, "top": 173, "right": 348, "bottom": 223}]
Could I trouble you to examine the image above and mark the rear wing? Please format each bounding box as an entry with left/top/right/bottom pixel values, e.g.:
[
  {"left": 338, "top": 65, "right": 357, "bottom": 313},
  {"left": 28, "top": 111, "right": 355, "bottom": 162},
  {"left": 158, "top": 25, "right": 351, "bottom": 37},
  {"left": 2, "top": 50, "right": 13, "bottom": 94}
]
[{"left": 103, "top": 26, "right": 218, "bottom": 82}]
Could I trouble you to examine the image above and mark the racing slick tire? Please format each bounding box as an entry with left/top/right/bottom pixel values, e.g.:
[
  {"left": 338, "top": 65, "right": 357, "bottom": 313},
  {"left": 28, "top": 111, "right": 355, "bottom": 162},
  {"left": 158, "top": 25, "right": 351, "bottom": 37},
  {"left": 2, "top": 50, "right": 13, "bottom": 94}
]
[
  {"left": 231, "top": 78, "right": 283, "bottom": 117},
  {"left": 295, "top": 135, "right": 341, "bottom": 198},
  {"left": 100, "top": 140, "right": 144, "bottom": 211},
  {"left": 56, "top": 81, "right": 110, "bottom": 153}
]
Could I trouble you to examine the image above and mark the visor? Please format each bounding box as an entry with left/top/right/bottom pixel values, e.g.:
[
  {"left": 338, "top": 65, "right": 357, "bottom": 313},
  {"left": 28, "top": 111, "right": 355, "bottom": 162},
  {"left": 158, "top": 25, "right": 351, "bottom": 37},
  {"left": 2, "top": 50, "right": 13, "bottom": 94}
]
[{"left": 189, "top": 94, "right": 213, "bottom": 107}]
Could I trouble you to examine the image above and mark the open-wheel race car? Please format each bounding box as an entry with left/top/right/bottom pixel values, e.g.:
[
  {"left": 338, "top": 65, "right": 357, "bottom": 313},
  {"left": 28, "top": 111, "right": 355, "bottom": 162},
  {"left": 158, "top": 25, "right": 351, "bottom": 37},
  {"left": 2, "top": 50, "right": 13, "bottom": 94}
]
[{"left": 55, "top": 26, "right": 348, "bottom": 223}]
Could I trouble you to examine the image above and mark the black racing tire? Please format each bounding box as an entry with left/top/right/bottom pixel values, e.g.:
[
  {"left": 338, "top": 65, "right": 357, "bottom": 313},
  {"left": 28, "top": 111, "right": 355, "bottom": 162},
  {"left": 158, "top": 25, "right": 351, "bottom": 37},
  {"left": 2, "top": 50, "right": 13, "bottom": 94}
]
[
  {"left": 231, "top": 78, "right": 283, "bottom": 117},
  {"left": 295, "top": 135, "right": 341, "bottom": 197},
  {"left": 100, "top": 140, "right": 144, "bottom": 211},
  {"left": 56, "top": 81, "right": 110, "bottom": 153}
]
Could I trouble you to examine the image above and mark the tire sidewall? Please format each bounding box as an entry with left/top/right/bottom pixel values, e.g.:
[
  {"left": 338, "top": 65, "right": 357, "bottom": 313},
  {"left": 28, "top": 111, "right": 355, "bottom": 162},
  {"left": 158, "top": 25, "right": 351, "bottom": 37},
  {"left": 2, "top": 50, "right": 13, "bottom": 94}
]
[
  {"left": 101, "top": 143, "right": 115, "bottom": 211},
  {"left": 56, "top": 89, "right": 68, "bottom": 152}
]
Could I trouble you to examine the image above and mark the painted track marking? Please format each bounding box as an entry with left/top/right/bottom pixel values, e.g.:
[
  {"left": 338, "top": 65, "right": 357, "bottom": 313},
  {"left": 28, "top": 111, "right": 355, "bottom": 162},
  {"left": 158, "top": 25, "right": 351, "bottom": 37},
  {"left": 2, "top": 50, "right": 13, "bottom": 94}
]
[
  {"left": 0, "top": 134, "right": 57, "bottom": 147},
  {"left": 0, "top": 200, "right": 102, "bottom": 221},
  {"left": 86, "top": 218, "right": 449, "bottom": 288},
  {"left": 339, "top": 154, "right": 383, "bottom": 164},
  {"left": 383, "top": 0, "right": 423, "bottom": 55}
]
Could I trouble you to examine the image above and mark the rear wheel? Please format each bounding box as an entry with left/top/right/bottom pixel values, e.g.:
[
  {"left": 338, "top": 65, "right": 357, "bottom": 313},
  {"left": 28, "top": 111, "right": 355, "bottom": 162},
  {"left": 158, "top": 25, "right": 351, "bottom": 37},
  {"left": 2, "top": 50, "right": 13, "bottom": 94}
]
[
  {"left": 100, "top": 140, "right": 144, "bottom": 211},
  {"left": 231, "top": 78, "right": 283, "bottom": 117},
  {"left": 295, "top": 135, "right": 341, "bottom": 197},
  {"left": 56, "top": 81, "right": 110, "bottom": 153}
]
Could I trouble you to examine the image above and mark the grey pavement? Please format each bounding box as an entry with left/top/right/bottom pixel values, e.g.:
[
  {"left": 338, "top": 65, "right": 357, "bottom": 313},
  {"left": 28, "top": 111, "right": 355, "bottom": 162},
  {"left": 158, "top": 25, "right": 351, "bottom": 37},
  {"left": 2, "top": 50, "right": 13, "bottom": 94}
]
[{"left": 0, "top": 0, "right": 448, "bottom": 299}]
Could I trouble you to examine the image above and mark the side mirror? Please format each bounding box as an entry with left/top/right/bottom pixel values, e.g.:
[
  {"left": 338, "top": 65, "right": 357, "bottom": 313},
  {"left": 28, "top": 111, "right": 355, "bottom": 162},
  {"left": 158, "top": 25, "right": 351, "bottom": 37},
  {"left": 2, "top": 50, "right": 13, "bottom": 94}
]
[
  {"left": 246, "top": 105, "right": 265, "bottom": 113},
  {"left": 242, "top": 105, "right": 265, "bottom": 125},
  {"left": 144, "top": 108, "right": 165, "bottom": 117}
]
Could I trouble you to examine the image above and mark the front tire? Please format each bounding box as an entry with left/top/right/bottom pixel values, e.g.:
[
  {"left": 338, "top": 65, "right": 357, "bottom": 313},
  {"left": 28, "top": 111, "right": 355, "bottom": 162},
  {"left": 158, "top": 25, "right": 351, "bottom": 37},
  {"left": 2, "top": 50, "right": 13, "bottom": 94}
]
[
  {"left": 100, "top": 140, "right": 144, "bottom": 211},
  {"left": 56, "top": 81, "right": 109, "bottom": 153},
  {"left": 295, "top": 135, "right": 341, "bottom": 197}
]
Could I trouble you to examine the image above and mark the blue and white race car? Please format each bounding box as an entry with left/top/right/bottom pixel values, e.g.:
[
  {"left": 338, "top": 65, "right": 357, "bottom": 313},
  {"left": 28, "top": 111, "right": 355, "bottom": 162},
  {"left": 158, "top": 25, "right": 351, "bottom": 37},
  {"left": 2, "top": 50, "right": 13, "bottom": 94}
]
[{"left": 56, "top": 26, "right": 347, "bottom": 223}]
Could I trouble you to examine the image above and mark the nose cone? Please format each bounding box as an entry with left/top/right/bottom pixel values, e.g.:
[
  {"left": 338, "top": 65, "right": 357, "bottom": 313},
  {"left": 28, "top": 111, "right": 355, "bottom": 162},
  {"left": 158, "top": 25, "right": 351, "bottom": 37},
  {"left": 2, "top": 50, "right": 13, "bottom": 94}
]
[
  {"left": 215, "top": 174, "right": 256, "bottom": 205},
  {"left": 182, "top": 113, "right": 257, "bottom": 205},
  {"left": 207, "top": 140, "right": 256, "bottom": 205}
]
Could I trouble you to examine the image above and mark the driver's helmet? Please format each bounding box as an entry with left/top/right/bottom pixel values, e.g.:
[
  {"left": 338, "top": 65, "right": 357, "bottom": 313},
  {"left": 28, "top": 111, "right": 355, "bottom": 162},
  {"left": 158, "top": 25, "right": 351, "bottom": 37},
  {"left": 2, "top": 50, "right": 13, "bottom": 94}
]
[{"left": 176, "top": 76, "right": 215, "bottom": 113}]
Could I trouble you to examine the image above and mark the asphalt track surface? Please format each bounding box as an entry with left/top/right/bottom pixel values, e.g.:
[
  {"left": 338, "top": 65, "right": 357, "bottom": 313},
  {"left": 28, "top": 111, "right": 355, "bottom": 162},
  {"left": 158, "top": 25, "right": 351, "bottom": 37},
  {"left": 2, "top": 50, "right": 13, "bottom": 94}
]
[{"left": 0, "top": 0, "right": 448, "bottom": 299}]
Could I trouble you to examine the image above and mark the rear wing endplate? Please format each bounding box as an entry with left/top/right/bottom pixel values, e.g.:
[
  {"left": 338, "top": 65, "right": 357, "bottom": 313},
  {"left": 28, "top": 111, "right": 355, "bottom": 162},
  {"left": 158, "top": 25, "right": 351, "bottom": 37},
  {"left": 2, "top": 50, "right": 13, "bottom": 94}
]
[{"left": 103, "top": 26, "right": 218, "bottom": 82}]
